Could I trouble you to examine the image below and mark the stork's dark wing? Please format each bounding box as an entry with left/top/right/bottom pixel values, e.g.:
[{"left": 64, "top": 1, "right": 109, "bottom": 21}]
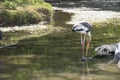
[{"left": 80, "top": 22, "right": 92, "bottom": 30}]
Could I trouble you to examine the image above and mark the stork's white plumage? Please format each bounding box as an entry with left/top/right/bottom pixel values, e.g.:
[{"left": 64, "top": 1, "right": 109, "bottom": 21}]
[
  {"left": 115, "top": 44, "right": 120, "bottom": 54},
  {"left": 114, "top": 44, "right": 120, "bottom": 64},
  {"left": 72, "top": 22, "right": 92, "bottom": 61}
]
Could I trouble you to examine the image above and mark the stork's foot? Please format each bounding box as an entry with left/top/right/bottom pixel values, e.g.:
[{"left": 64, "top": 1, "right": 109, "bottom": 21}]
[
  {"left": 81, "top": 57, "right": 92, "bottom": 62},
  {"left": 81, "top": 57, "right": 87, "bottom": 62}
]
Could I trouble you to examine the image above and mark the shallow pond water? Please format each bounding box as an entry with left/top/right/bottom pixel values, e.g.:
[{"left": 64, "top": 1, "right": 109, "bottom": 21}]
[
  {"left": 0, "top": 7, "right": 120, "bottom": 80},
  {"left": 52, "top": 9, "right": 120, "bottom": 80}
]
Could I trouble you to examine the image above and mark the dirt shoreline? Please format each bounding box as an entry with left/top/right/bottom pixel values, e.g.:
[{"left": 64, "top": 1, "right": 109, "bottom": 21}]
[{"left": 0, "top": 24, "right": 48, "bottom": 32}]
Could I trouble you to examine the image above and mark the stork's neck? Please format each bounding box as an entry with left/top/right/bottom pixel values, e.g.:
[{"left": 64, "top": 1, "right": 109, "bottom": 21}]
[{"left": 115, "top": 45, "right": 120, "bottom": 54}]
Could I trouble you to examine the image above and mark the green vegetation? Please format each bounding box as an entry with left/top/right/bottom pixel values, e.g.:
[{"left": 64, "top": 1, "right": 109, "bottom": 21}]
[
  {"left": 92, "top": 18, "right": 120, "bottom": 41},
  {"left": 0, "top": 0, "right": 53, "bottom": 26}
]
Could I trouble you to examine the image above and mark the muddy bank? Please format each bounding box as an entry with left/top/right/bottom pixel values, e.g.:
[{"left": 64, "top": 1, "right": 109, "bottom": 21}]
[{"left": 0, "top": 24, "right": 48, "bottom": 32}]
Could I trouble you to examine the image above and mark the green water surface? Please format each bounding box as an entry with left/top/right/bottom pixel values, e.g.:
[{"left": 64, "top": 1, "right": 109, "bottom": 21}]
[{"left": 0, "top": 10, "right": 120, "bottom": 80}]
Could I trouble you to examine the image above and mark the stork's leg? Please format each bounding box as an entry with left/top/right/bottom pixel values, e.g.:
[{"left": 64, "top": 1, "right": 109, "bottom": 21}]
[
  {"left": 85, "top": 38, "right": 91, "bottom": 57},
  {"left": 81, "top": 34, "right": 86, "bottom": 61},
  {"left": 81, "top": 34, "right": 84, "bottom": 57}
]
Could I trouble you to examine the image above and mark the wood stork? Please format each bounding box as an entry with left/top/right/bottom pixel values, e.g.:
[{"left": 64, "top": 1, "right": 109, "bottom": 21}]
[{"left": 72, "top": 22, "right": 92, "bottom": 61}]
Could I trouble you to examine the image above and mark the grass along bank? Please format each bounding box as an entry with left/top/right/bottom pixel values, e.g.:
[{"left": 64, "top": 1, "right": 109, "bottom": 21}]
[{"left": 0, "top": 0, "right": 53, "bottom": 26}]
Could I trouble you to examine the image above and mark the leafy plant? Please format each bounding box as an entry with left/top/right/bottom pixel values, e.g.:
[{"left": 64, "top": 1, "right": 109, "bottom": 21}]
[
  {"left": 3, "top": 1, "right": 17, "bottom": 9},
  {"left": 0, "top": 0, "right": 53, "bottom": 26}
]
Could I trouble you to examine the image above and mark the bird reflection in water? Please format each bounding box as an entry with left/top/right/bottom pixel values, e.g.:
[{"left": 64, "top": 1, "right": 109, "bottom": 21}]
[{"left": 81, "top": 61, "right": 93, "bottom": 80}]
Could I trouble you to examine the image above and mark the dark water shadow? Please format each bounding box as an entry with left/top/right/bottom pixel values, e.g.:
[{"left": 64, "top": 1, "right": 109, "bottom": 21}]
[
  {"left": 52, "top": 10, "right": 73, "bottom": 27},
  {"left": 47, "top": 1, "right": 120, "bottom": 11}
]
